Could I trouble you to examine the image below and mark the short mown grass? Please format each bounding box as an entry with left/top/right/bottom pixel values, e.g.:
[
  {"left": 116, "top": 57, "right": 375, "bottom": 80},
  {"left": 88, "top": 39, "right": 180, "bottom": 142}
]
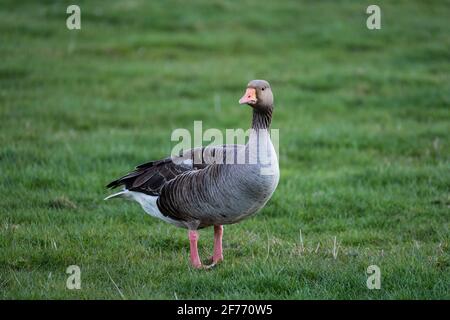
[{"left": 0, "top": 0, "right": 449, "bottom": 299}]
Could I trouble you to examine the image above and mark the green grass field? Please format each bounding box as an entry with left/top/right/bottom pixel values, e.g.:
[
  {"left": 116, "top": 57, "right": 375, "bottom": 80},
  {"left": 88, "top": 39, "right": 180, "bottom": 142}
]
[{"left": 1, "top": 0, "right": 449, "bottom": 299}]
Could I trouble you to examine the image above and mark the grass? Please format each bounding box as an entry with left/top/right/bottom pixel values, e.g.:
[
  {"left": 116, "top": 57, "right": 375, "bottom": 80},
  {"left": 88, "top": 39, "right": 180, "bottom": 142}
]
[{"left": 0, "top": 0, "right": 449, "bottom": 299}]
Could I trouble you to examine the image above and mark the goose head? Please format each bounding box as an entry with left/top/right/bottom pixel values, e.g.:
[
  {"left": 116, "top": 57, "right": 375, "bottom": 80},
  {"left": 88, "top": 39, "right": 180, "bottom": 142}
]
[{"left": 239, "top": 80, "right": 273, "bottom": 112}]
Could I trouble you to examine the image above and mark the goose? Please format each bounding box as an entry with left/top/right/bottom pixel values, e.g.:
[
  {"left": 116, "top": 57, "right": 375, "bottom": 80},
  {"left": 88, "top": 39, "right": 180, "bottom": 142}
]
[{"left": 105, "top": 79, "right": 279, "bottom": 268}]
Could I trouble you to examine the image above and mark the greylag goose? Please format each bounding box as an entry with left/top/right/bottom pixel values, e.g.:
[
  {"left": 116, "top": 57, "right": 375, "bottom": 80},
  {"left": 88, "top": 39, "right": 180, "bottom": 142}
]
[{"left": 105, "top": 80, "right": 279, "bottom": 268}]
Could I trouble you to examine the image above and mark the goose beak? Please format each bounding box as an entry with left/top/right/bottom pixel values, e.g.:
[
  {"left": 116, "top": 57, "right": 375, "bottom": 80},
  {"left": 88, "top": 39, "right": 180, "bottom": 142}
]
[{"left": 239, "top": 88, "right": 257, "bottom": 105}]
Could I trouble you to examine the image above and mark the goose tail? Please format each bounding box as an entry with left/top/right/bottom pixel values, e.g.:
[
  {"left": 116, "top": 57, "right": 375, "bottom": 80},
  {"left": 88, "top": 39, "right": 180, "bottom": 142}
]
[{"left": 104, "top": 189, "right": 132, "bottom": 201}]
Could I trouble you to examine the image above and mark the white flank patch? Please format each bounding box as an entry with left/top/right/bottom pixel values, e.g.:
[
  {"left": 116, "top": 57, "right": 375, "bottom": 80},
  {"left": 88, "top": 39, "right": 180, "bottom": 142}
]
[{"left": 127, "top": 191, "right": 184, "bottom": 227}]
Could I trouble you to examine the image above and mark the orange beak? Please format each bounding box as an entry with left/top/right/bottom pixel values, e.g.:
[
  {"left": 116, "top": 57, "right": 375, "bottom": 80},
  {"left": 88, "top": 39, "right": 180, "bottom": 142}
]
[{"left": 239, "top": 88, "right": 257, "bottom": 105}]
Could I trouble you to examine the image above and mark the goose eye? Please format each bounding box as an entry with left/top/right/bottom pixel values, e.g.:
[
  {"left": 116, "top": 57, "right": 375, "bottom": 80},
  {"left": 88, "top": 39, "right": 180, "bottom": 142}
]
[{"left": 261, "top": 87, "right": 265, "bottom": 91}]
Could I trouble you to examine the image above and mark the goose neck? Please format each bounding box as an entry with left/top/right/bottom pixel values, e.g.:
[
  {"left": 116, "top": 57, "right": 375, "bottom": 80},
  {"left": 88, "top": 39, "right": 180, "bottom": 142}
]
[{"left": 251, "top": 109, "right": 272, "bottom": 130}]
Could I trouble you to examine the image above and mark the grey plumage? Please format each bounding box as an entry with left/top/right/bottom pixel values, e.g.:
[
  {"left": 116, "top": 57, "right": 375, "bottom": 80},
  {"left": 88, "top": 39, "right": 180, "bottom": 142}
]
[{"left": 106, "top": 80, "right": 279, "bottom": 230}]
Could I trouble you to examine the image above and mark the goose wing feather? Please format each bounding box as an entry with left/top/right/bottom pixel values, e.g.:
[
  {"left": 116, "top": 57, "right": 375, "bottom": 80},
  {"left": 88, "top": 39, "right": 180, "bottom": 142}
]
[{"left": 106, "top": 145, "right": 243, "bottom": 197}]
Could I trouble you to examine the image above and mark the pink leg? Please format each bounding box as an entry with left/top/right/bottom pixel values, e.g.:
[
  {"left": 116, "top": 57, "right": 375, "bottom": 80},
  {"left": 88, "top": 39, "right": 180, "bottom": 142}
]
[
  {"left": 212, "top": 225, "right": 224, "bottom": 264},
  {"left": 188, "top": 230, "right": 202, "bottom": 268}
]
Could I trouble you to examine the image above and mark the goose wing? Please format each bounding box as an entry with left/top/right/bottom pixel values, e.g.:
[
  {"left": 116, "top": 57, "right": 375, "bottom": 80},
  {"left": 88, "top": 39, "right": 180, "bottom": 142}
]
[
  {"left": 106, "top": 145, "right": 243, "bottom": 196},
  {"left": 156, "top": 145, "right": 253, "bottom": 226}
]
